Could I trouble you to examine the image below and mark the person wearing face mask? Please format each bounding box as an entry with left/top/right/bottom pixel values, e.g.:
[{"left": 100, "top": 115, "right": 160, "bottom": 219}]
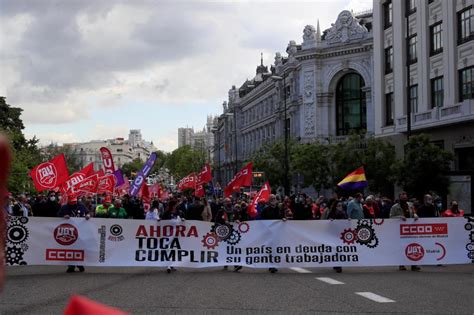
[
  {"left": 43, "top": 193, "right": 60, "bottom": 217},
  {"left": 416, "top": 194, "right": 438, "bottom": 217},
  {"left": 442, "top": 201, "right": 465, "bottom": 217},
  {"left": 390, "top": 191, "right": 420, "bottom": 271}
]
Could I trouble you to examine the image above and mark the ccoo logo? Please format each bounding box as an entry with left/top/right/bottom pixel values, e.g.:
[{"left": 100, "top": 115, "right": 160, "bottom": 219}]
[
  {"left": 405, "top": 243, "right": 424, "bottom": 261},
  {"left": 54, "top": 223, "right": 78, "bottom": 246},
  {"left": 36, "top": 162, "right": 58, "bottom": 188}
]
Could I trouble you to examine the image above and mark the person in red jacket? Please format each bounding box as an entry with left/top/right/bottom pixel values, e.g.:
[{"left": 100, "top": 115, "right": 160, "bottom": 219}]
[{"left": 442, "top": 201, "right": 465, "bottom": 217}]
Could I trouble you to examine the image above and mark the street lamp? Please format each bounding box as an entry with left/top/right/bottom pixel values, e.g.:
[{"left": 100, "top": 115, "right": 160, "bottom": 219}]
[
  {"left": 271, "top": 74, "right": 290, "bottom": 196},
  {"left": 225, "top": 112, "right": 238, "bottom": 174}
]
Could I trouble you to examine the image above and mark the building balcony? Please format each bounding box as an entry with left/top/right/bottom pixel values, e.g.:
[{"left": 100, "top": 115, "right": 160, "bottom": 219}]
[{"left": 395, "top": 99, "right": 474, "bottom": 132}]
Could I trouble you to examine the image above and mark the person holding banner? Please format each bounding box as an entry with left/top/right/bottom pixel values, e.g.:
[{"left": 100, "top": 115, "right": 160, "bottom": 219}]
[
  {"left": 95, "top": 196, "right": 112, "bottom": 218},
  {"left": 260, "top": 194, "right": 286, "bottom": 273},
  {"left": 108, "top": 199, "right": 128, "bottom": 219},
  {"left": 442, "top": 200, "right": 465, "bottom": 217},
  {"left": 323, "top": 200, "right": 348, "bottom": 273},
  {"left": 58, "top": 197, "right": 90, "bottom": 273},
  {"left": 390, "top": 191, "right": 420, "bottom": 272}
]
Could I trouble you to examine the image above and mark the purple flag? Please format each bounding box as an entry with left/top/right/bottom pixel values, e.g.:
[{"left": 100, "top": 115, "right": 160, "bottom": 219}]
[
  {"left": 113, "top": 169, "right": 125, "bottom": 187},
  {"left": 129, "top": 152, "right": 157, "bottom": 197}
]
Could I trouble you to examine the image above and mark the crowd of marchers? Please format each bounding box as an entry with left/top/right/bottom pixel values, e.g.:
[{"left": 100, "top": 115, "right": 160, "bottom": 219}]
[{"left": 3, "top": 190, "right": 466, "bottom": 273}]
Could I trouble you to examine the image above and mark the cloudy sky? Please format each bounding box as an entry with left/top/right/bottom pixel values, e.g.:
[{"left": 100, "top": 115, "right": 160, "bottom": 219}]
[{"left": 0, "top": 0, "right": 371, "bottom": 152}]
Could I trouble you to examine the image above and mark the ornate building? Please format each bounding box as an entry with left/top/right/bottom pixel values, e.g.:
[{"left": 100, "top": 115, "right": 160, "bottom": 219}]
[
  {"left": 213, "top": 10, "right": 374, "bottom": 186},
  {"left": 66, "top": 129, "right": 156, "bottom": 170}
]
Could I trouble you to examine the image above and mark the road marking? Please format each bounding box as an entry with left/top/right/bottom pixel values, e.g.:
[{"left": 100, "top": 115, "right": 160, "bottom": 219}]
[
  {"left": 355, "top": 292, "right": 395, "bottom": 303},
  {"left": 315, "top": 277, "right": 345, "bottom": 285},
  {"left": 290, "top": 267, "right": 312, "bottom": 273}
]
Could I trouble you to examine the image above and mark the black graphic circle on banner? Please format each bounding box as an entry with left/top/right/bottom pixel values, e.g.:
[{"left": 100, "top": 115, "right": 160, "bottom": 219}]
[
  {"left": 224, "top": 230, "right": 241, "bottom": 245},
  {"left": 110, "top": 224, "right": 123, "bottom": 236},
  {"left": 214, "top": 224, "right": 232, "bottom": 240},
  {"left": 19, "top": 217, "right": 29, "bottom": 224},
  {"left": 466, "top": 243, "right": 474, "bottom": 251},
  {"left": 465, "top": 223, "right": 473, "bottom": 231},
  {"left": 8, "top": 225, "right": 28, "bottom": 244}
]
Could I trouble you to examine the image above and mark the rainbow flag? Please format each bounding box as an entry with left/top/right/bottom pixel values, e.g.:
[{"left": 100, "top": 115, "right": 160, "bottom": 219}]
[{"left": 337, "top": 167, "right": 368, "bottom": 190}]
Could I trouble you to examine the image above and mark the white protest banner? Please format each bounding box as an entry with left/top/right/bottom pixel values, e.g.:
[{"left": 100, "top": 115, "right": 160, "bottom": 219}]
[{"left": 5, "top": 216, "right": 473, "bottom": 268}]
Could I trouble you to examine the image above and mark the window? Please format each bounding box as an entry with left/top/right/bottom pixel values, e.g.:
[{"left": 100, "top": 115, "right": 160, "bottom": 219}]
[
  {"left": 456, "top": 147, "right": 474, "bottom": 171},
  {"left": 336, "top": 73, "right": 367, "bottom": 135},
  {"left": 430, "top": 22, "right": 443, "bottom": 55},
  {"left": 409, "top": 85, "right": 418, "bottom": 113},
  {"left": 406, "top": 0, "right": 416, "bottom": 16},
  {"left": 385, "top": 92, "right": 394, "bottom": 126},
  {"left": 384, "top": 0, "right": 392, "bottom": 29},
  {"left": 459, "top": 66, "right": 474, "bottom": 101},
  {"left": 431, "top": 76, "right": 444, "bottom": 108},
  {"left": 385, "top": 46, "right": 393, "bottom": 74},
  {"left": 457, "top": 6, "right": 473, "bottom": 45},
  {"left": 407, "top": 34, "right": 417, "bottom": 65},
  {"left": 285, "top": 85, "right": 291, "bottom": 99}
]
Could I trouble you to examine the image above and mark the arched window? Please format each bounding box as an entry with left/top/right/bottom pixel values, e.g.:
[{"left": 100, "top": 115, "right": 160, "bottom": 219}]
[{"left": 336, "top": 73, "right": 367, "bottom": 135}]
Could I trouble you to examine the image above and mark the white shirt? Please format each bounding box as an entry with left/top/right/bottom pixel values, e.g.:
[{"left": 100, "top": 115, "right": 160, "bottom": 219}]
[{"left": 145, "top": 209, "right": 159, "bottom": 220}]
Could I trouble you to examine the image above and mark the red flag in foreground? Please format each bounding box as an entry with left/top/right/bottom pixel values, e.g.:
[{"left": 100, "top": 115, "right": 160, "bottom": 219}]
[
  {"left": 197, "top": 163, "right": 212, "bottom": 184},
  {"left": 100, "top": 147, "right": 115, "bottom": 174},
  {"left": 224, "top": 162, "right": 253, "bottom": 197},
  {"left": 29, "top": 153, "right": 69, "bottom": 192},
  {"left": 140, "top": 183, "right": 151, "bottom": 203},
  {"left": 64, "top": 295, "right": 128, "bottom": 315},
  {"left": 194, "top": 183, "right": 205, "bottom": 197},
  {"left": 0, "top": 135, "right": 12, "bottom": 293},
  {"left": 177, "top": 173, "right": 197, "bottom": 191},
  {"left": 248, "top": 181, "right": 270, "bottom": 218},
  {"left": 61, "top": 163, "right": 94, "bottom": 193},
  {"left": 72, "top": 174, "right": 99, "bottom": 196},
  {"left": 97, "top": 174, "right": 116, "bottom": 194},
  {"left": 150, "top": 183, "right": 161, "bottom": 197}
]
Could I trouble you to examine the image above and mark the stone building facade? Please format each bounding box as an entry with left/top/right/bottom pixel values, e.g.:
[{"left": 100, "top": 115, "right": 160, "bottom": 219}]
[
  {"left": 373, "top": 0, "right": 474, "bottom": 210},
  {"left": 66, "top": 129, "right": 156, "bottom": 170},
  {"left": 213, "top": 9, "right": 374, "bottom": 187}
]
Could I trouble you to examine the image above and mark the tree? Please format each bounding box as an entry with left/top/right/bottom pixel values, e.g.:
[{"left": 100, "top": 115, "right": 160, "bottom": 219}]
[
  {"left": 363, "top": 137, "right": 397, "bottom": 197},
  {"left": 121, "top": 158, "right": 144, "bottom": 178},
  {"left": 165, "top": 145, "right": 206, "bottom": 179},
  {"left": 249, "top": 139, "right": 297, "bottom": 190},
  {"left": 0, "top": 97, "right": 42, "bottom": 193},
  {"left": 41, "top": 143, "right": 81, "bottom": 173},
  {"left": 291, "top": 142, "right": 331, "bottom": 192},
  {"left": 392, "top": 134, "right": 453, "bottom": 200}
]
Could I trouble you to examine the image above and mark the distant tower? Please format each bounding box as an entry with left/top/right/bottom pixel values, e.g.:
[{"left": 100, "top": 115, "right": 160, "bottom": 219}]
[{"left": 128, "top": 129, "right": 142, "bottom": 147}]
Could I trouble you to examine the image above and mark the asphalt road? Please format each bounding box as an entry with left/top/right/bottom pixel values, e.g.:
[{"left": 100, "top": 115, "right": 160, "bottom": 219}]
[{"left": 1, "top": 264, "right": 473, "bottom": 314}]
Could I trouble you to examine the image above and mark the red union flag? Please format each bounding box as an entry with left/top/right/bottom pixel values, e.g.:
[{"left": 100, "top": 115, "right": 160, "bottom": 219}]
[
  {"left": 149, "top": 183, "right": 161, "bottom": 197},
  {"left": 72, "top": 174, "right": 99, "bottom": 196},
  {"left": 194, "top": 183, "right": 205, "bottom": 197},
  {"left": 197, "top": 163, "right": 212, "bottom": 184},
  {"left": 100, "top": 147, "right": 115, "bottom": 174},
  {"left": 224, "top": 162, "right": 253, "bottom": 197},
  {"left": 29, "top": 153, "right": 69, "bottom": 192},
  {"left": 248, "top": 181, "right": 270, "bottom": 218},
  {"left": 61, "top": 163, "right": 94, "bottom": 193},
  {"left": 140, "top": 183, "right": 151, "bottom": 203},
  {"left": 178, "top": 173, "right": 197, "bottom": 191},
  {"left": 98, "top": 174, "right": 116, "bottom": 194}
]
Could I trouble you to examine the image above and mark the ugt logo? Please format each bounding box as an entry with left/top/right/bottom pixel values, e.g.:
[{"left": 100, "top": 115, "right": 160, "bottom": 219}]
[
  {"left": 54, "top": 223, "right": 78, "bottom": 246},
  {"left": 405, "top": 243, "right": 425, "bottom": 261},
  {"left": 37, "top": 162, "right": 58, "bottom": 188}
]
